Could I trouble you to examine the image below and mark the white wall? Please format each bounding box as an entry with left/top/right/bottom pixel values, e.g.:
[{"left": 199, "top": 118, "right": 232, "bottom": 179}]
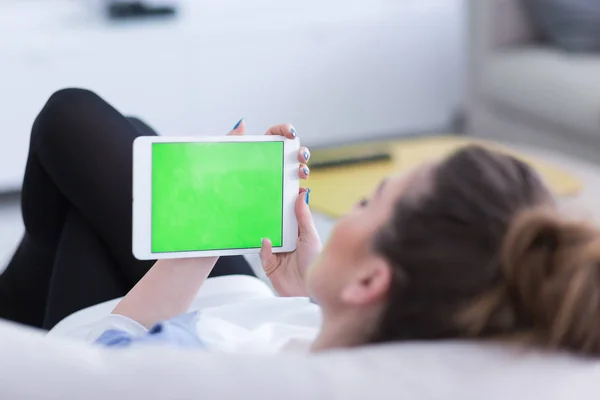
[{"left": 0, "top": 0, "right": 466, "bottom": 191}]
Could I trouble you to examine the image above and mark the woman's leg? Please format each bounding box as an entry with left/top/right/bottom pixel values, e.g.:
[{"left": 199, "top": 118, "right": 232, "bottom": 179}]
[
  {"left": 0, "top": 88, "right": 254, "bottom": 328},
  {"left": 43, "top": 209, "right": 125, "bottom": 329}
]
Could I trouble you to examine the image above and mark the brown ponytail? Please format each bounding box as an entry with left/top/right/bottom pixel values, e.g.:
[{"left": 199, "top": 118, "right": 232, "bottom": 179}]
[
  {"left": 457, "top": 208, "right": 600, "bottom": 355},
  {"left": 501, "top": 208, "right": 600, "bottom": 355}
]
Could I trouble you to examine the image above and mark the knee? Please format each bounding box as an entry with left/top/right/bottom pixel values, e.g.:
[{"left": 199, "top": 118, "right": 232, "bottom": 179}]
[
  {"left": 31, "top": 88, "right": 101, "bottom": 146},
  {"left": 44, "top": 88, "right": 101, "bottom": 114}
]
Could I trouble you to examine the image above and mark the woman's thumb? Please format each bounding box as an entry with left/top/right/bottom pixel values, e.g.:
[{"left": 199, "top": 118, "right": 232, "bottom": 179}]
[{"left": 260, "top": 238, "right": 273, "bottom": 265}]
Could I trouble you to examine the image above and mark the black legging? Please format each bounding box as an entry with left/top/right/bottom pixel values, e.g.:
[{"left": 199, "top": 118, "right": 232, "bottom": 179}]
[{"left": 0, "top": 89, "right": 254, "bottom": 330}]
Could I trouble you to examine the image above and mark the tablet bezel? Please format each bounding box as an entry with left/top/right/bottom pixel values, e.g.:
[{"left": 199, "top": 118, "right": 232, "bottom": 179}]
[{"left": 132, "top": 135, "right": 300, "bottom": 260}]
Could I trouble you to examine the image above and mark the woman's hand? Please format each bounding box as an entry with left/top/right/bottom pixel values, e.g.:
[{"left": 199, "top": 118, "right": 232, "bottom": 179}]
[
  {"left": 230, "top": 119, "right": 319, "bottom": 297},
  {"left": 260, "top": 188, "right": 322, "bottom": 297}
]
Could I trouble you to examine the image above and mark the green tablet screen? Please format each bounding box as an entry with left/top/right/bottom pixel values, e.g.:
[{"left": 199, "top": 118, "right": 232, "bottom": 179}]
[{"left": 151, "top": 142, "right": 284, "bottom": 253}]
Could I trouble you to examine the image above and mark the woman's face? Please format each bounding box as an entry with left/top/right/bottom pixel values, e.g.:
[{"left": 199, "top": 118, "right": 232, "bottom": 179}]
[{"left": 307, "top": 164, "right": 434, "bottom": 309}]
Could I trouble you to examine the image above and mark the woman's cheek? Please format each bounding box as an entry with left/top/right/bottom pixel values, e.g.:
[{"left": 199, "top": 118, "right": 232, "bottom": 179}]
[{"left": 329, "top": 217, "right": 365, "bottom": 255}]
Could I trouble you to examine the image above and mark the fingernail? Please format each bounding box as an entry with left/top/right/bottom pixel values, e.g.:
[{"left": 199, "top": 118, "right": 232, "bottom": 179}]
[
  {"left": 303, "top": 151, "right": 310, "bottom": 161},
  {"left": 290, "top": 127, "right": 297, "bottom": 138},
  {"left": 305, "top": 188, "right": 311, "bottom": 205},
  {"left": 232, "top": 118, "right": 244, "bottom": 130},
  {"left": 303, "top": 167, "right": 309, "bottom": 176}
]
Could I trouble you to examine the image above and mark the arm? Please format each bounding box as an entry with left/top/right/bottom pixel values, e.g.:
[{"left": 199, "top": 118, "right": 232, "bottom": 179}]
[{"left": 111, "top": 257, "right": 217, "bottom": 328}]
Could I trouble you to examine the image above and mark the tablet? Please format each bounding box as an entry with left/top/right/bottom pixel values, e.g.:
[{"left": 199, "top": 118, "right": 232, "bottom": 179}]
[{"left": 132, "top": 135, "right": 300, "bottom": 260}]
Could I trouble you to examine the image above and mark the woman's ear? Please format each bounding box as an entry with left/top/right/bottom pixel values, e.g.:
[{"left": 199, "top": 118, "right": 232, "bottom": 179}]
[{"left": 341, "top": 259, "right": 392, "bottom": 306}]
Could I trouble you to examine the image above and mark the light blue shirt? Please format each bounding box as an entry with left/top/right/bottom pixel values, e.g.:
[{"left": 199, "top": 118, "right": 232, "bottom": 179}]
[{"left": 95, "top": 311, "right": 205, "bottom": 349}]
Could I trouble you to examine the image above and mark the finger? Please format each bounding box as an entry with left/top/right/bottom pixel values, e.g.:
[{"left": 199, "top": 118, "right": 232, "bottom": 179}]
[
  {"left": 259, "top": 238, "right": 273, "bottom": 266},
  {"left": 298, "top": 147, "right": 310, "bottom": 163},
  {"left": 295, "top": 190, "right": 319, "bottom": 239},
  {"left": 298, "top": 164, "right": 309, "bottom": 180},
  {"left": 228, "top": 118, "right": 246, "bottom": 136},
  {"left": 299, "top": 187, "right": 309, "bottom": 194},
  {"left": 265, "top": 124, "right": 296, "bottom": 139}
]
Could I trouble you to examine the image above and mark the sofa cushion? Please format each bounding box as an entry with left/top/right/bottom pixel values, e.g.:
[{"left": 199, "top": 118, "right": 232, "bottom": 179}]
[
  {"left": 0, "top": 318, "right": 599, "bottom": 399},
  {"left": 529, "top": 0, "right": 600, "bottom": 52},
  {"left": 482, "top": 48, "right": 600, "bottom": 139}
]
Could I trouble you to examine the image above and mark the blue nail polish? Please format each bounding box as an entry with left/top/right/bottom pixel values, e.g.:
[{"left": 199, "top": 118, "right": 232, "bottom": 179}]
[
  {"left": 303, "top": 167, "right": 309, "bottom": 176},
  {"left": 303, "top": 151, "right": 310, "bottom": 161},
  {"left": 232, "top": 118, "right": 244, "bottom": 130},
  {"left": 290, "top": 127, "right": 297, "bottom": 138},
  {"left": 305, "top": 188, "right": 311, "bottom": 205}
]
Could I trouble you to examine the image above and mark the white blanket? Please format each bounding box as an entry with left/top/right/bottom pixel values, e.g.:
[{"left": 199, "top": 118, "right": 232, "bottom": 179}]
[{"left": 2, "top": 319, "right": 600, "bottom": 399}]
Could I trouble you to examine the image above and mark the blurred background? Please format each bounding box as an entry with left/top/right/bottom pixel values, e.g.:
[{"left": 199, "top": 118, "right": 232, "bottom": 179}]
[
  {"left": 1, "top": 0, "right": 599, "bottom": 270},
  {"left": 0, "top": 0, "right": 466, "bottom": 190}
]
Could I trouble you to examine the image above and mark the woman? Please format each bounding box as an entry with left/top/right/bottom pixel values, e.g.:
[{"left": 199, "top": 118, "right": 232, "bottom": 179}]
[{"left": 3, "top": 89, "right": 600, "bottom": 356}]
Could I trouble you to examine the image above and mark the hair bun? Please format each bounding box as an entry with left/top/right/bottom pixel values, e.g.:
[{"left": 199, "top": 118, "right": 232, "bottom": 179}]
[{"left": 502, "top": 208, "right": 600, "bottom": 355}]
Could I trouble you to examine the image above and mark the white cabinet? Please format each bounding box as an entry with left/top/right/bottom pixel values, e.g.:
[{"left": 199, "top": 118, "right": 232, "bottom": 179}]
[{"left": 0, "top": 0, "right": 465, "bottom": 191}]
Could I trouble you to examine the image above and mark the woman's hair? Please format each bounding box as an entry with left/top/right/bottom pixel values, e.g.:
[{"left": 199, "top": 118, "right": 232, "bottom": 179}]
[{"left": 371, "top": 145, "right": 600, "bottom": 356}]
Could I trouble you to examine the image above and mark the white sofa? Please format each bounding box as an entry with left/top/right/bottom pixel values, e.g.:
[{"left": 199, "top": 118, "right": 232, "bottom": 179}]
[
  {"left": 1, "top": 318, "right": 599, "bottom": 399},
  {"left": 467, "top": 0, "right": 600, "bottom": 163}
]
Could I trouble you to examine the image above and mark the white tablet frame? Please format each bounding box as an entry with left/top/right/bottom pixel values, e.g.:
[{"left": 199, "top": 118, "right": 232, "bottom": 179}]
[{"left": 132, "top": 135, "right": 300, "bottom": 260}]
